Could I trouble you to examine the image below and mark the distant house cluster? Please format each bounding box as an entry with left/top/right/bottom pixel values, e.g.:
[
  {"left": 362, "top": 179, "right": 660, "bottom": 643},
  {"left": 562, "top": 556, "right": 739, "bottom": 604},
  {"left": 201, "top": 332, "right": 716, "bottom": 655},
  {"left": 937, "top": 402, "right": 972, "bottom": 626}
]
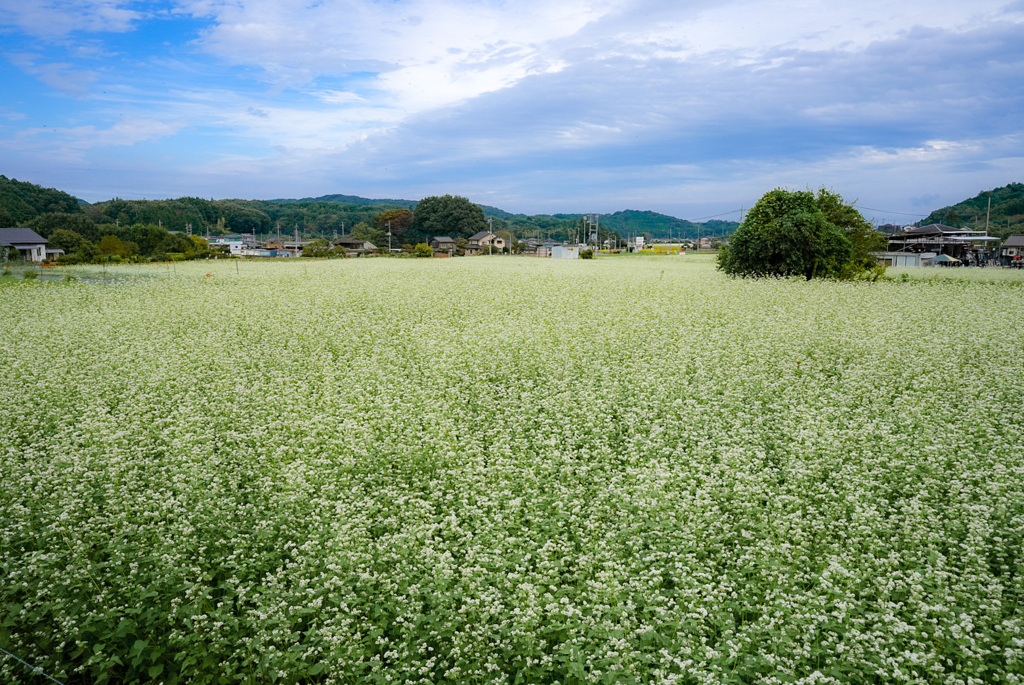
[
  {"left": 205, "top": 233, "right": 378, "bottom": 258},
  {"left": 879, "top": 224, "right": 1023, "bottom": 267}
]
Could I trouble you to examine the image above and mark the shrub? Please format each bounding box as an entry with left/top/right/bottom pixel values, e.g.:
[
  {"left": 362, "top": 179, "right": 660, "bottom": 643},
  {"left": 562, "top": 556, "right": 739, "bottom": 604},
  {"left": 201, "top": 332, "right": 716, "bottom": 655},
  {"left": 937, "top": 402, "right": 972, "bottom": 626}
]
[{"left": 719, "top": 188, "right": 885, "bottom": 280}]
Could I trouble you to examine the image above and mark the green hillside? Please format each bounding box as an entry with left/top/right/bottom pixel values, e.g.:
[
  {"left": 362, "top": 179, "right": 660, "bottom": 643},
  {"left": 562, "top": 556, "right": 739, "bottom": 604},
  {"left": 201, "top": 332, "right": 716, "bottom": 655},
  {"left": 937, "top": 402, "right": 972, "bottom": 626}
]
[
  {"left": 921, "top": 182, "right": 1024, "bottom": 238},
  {"left": 598, "top": 210, "right": 738, "bottom": 241},
  {"left": 277, "top": 193, "right": 417, "bottom": 209},
  {"left": 0, "top": 176, "right": 82, "bottom": 226}
]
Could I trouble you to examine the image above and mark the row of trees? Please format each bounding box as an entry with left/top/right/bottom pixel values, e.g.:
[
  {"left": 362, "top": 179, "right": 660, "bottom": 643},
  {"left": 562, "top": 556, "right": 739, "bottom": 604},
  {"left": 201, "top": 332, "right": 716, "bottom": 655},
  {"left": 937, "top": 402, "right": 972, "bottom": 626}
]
[{"left": 44, "top": 226, "right": 212, "bottom": 263}]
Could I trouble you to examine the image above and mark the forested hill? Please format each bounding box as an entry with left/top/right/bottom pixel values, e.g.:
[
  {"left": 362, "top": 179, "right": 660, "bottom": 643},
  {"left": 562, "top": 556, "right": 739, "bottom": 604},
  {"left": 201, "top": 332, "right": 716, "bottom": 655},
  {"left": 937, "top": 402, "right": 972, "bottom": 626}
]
[
  {"left": 274, "top": 193, "right": 417, "bottom": 209},
  {"left": 0, "top": 178, "right": 740, "bottom": 241},
  {"left": 920, "top": 182, "right": 1024, "bottom": 238},
  {"left": 5, "top": 176, "right": 1022, "bottom": 241},
  {"left": 596, "top": 210, "right": 738, "bottom": 240},
  {"left": 274, "top": 196, "right": 738, "bottom": 239},
  {"left": 0, "top": 176, "right": 82, "bottom": 226}
]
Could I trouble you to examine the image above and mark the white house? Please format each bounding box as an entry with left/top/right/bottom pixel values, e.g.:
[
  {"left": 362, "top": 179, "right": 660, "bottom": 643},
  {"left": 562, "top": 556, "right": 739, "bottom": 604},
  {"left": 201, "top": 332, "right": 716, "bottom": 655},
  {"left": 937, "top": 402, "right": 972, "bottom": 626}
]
[{"left": 0, "top": 228, "right": 48, "bottom": 262}]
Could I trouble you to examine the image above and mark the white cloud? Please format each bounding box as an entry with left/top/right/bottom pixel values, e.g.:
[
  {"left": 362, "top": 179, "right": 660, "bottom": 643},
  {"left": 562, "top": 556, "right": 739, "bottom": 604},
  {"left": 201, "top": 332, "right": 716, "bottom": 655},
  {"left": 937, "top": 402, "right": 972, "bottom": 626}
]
[
  {"left": 181, "top": 0, "right": 622, "bottom": 110},
  {"left": 0, "top": 0, "right": 143, "bottom": 38},
  {"left": 2, "top": 116, "right": 185, "bottom": 160},
  {"left": 6, "top": 51, "right": 97, "bottom": 96}
]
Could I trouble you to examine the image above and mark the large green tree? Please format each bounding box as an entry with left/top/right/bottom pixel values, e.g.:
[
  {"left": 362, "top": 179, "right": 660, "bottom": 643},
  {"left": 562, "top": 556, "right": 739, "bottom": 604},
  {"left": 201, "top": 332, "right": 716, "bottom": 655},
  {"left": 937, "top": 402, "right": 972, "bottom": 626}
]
[
  {"left": 374, "top": 208, "right": 413, "bottom": 236},
  {"left": 719, "top": 188, "right": 883, "bottom": 280},
  {"left": 410, "top": 195, "right": 488, "bottom": 240}
]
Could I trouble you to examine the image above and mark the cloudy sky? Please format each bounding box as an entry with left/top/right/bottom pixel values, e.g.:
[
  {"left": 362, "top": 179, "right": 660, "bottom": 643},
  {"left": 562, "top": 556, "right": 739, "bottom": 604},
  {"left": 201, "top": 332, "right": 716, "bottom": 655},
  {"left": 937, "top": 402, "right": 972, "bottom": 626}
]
[{"left": 1, "top": 0, "right": 1022, "bottom": 223}]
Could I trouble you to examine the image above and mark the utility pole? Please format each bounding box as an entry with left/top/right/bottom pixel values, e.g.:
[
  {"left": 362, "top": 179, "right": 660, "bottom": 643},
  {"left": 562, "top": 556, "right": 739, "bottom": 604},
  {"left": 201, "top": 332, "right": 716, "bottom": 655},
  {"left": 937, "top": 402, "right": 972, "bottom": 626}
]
[{"left": 387, "top": 221, "right": 392, "bottom": 253}]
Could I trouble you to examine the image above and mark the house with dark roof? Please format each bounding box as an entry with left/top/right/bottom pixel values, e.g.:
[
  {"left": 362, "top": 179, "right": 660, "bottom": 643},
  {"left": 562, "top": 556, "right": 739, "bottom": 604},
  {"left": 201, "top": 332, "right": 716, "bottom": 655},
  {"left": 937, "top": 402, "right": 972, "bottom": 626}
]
[
  {"left": 333, "top": 235, "right": 377, "bottom": 255},
  {"left": 430, "top": 236, "right": 456, "bottom": 253},
  {"left": 0, "top": 228, "right": 48, "bottom": 262},
  {"left": 1000, "top": 235, "right": 1024, "bottom": 266},
  {"left": 466, "top": 231, "right": 505, "bottom": 255}
]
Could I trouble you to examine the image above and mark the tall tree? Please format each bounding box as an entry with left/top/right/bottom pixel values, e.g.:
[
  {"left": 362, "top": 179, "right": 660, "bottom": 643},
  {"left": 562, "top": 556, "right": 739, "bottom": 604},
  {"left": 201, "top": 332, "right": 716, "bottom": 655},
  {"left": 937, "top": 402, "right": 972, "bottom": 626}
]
[
  {"left": 374, "top": 208, "right": 413, "bottom": 236},
  {"left": 718, "top": 188, "right": 862, "bottom": 280},
  {"left": 410, "top": 195, "right": 488, "bottom": 239}
]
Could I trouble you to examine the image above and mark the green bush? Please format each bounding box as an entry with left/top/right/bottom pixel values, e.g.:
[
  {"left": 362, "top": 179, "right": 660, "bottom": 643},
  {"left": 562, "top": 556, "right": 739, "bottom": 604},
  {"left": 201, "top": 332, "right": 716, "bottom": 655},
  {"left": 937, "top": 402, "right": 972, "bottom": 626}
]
[{"left": 719, "top": 188, "right": 885, "bottom": 280}]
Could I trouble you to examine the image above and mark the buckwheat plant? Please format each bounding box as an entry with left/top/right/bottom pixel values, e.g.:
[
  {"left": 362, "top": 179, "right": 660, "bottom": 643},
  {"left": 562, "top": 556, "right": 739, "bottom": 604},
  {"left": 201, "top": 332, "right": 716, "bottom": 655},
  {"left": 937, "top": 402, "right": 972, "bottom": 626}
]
[{"left": 2, "top": 256, "right": 1022, "bottom": 684}]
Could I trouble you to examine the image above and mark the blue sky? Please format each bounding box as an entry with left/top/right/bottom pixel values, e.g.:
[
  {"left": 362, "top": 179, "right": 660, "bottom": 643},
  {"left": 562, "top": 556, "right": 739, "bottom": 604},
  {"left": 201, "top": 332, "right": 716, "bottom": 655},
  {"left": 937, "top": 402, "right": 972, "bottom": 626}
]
[{"left": 1, "top": 0, "right": 1022, "bottom": 224}]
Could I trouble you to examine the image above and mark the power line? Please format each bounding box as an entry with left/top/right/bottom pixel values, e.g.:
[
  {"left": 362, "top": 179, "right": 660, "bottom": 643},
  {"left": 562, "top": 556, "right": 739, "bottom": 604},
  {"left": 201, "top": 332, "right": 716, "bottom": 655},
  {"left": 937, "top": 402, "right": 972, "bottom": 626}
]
[
  {"left": 854, "top": 205, "right": 928, "bottom": 217},
  {"left": 690, "top": 208, "right": 744, "bottom": 221}
]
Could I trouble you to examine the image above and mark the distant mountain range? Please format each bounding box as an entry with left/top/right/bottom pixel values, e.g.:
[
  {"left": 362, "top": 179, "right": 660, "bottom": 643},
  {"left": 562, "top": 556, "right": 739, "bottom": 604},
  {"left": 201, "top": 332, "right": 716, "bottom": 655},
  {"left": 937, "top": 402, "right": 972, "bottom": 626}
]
[
  {"left": 273, "top": 193, "right": 418, "bottom": 209},
  {"left": 273, "top": 193, "right": 738, "bottom": 240},
  {"left": 3, "top": 177, "right": 1021, "bottom": 241}
]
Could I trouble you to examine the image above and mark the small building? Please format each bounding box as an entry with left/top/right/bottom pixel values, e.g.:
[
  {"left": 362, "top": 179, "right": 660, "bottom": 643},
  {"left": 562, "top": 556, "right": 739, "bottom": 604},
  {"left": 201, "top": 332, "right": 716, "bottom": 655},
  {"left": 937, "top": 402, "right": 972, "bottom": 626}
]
[
  {"left": 536, "top": 242, "right": 561, "bottom": 258},
  {"left": 520, "top": 238, "right": 541, "bottom": 254},
  {"left": 466, "top": 231, "right": 505, "bottom": 255},
  {"left": 876, "top": 252, "right": 932, "bottom": 268},
  {"left": 208, "top": 237, "right": 247, "bottom": 255},
  {"left": 282, "top": 240, "right": 313, "bottom": 256},
  {"left": 0, "top": 228, "right": 48, "bottom": 262},
  {"left": 552, "top": 245, "right": 582, "bottom": 260},
  {"left": 430, "top": 236, "right": 456, "bottom": 253},
  {"left": 333, "top": 236, "right": 377, "bottom": 255},
  {"left": 1000, "top": 235, "right": 1024, "bottom": 266},
  {"left": 221, "top": 233, "right": 259, "bottom": 247}
]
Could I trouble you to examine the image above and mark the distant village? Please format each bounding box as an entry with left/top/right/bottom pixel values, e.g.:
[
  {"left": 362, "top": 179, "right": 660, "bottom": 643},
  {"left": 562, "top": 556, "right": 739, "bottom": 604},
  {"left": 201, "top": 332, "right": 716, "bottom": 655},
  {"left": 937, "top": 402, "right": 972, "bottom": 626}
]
[{"left": 2, "top": 224, "right": 1023, "bottom": 266}]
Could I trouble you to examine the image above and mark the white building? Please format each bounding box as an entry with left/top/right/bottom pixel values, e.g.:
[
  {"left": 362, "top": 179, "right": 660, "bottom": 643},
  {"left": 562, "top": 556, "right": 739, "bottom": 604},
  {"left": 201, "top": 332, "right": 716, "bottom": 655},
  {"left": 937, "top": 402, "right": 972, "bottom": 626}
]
[
  {"left": 0, "top": 228, "right": 48, "bottom": 262},
  {"left": 552, "top": 245, "right": 582, "bottom": 259}
]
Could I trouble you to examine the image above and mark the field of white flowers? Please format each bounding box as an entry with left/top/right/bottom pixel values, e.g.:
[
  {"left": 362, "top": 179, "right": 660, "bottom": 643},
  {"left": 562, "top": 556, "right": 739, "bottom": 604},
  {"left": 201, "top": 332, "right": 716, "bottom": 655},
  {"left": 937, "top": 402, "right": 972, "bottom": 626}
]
[{"left": 2, "top": 255, "right": 1023, "bottom": 685}]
